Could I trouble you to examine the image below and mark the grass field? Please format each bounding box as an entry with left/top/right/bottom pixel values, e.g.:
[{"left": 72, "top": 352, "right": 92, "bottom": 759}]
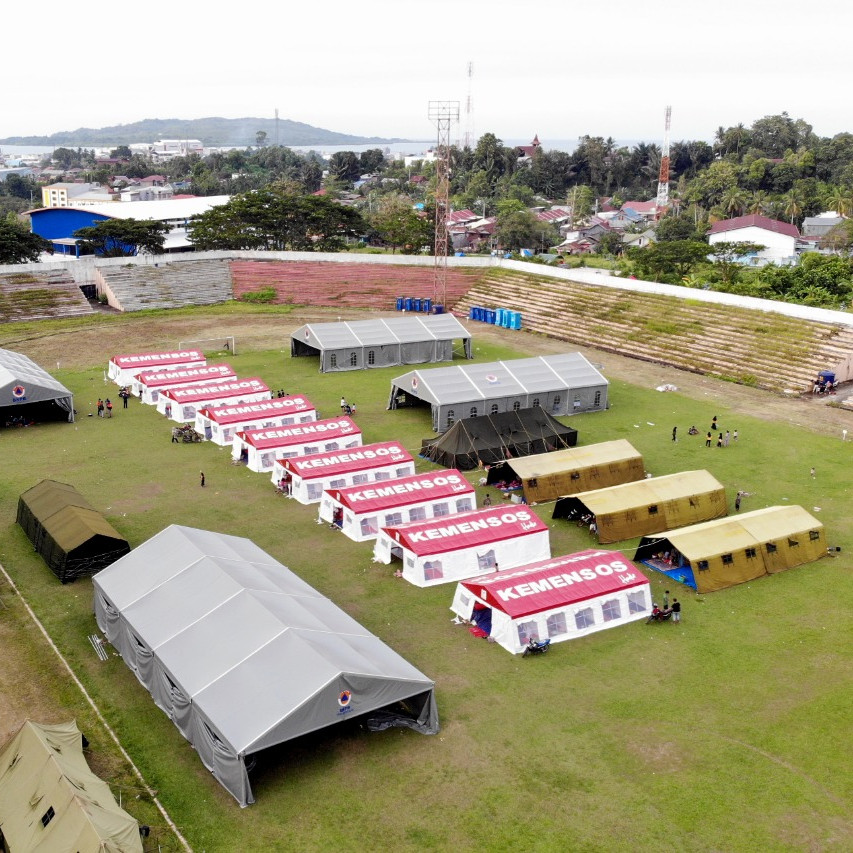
[{"left": 0, "top": 307, "right": 851, "bottom": 852}]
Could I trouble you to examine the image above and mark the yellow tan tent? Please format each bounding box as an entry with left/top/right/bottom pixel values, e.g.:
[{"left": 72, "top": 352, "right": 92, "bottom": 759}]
[
  {"left": 553, "top": 470, "right": 727, "bottom": 543},
  {"left": 633, "top": 505, "right": 827, "bottom": 593},
  {"left": 486, "top": 439, "right": 644, "bottom": 504},
  {"left": 0, "top": 720, "right": 143, "bottom": 853}
]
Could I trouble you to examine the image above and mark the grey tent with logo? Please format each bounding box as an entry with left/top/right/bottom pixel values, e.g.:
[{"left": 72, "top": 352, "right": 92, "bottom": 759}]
[
  {"left": 388, "top": 352, "right": 608, "bottom": 432},
  {"left": 0, "top": 347, "right": 74, "bottom": 424},
  {"left": 92, "top": 525, "right": 439, "bottom": 807},
  {"left": 290, "top": 314, "right": 472, "bottom": 372}
]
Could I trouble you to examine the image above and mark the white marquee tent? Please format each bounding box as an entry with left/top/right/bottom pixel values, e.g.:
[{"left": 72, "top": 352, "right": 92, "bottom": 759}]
[
  {"left": 93, "top": 526, "right": 439, "bottom": 807},
  {"left": 134, "top": 363, "right": 235, "bottom": 404},
  {"left": 0, "top": 347, "right": 75, "bottom": 424},
  {"left": 318, "top": 469, "right": 476, "bottom": 542},
  {"left": 107, "top": 349, "right": 206, "bottom": 386},
  {"left": 449, "top": 550, "right": 652, "bottom": 654},
  {"left": 195, "top": 395, "right": 317, "bottom": 446},
  {"left": 271, "top": 441, "right": 415, "bottom": 504},
  {"left": 373, "top": 505, "right": 551, "bottom": 587},
  {"left": 156, "top": 378, "right": 271, "bottom": 423}
]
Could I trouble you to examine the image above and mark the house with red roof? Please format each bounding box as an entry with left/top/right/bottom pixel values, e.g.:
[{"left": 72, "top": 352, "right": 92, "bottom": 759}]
[
  {"left": 516, "top": 135, "right": 542, "bottom": 161},
  {"left": 708, "top": 215, "right": 800, "bottom": 265}
]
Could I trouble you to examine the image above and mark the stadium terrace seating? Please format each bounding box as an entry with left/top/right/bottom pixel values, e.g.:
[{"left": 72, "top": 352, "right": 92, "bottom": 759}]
[
  {"left": 230, "top": 260, "right": 480, "bottom": 310},
  {"left": 96, "top": 259, "right": 232, "bottom": 311},
  {"left": 452, "top": 269, "right": 853, "bottom": 394},
  {"left": 0, "top": 270, "right": 94, "bottom": 323}
]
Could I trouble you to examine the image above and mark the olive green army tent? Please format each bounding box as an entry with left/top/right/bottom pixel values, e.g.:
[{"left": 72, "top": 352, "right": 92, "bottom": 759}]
[
  {"left": 16, "top": 480, "right": 130, "bottom": 583},
  {"left": 486, "top": 439, "right": 645, "bottom": 504},
  {"left": 633, "top": 505, "right": 827, "bottom": 593},
  {"left": 0, "top": 720, "right": 143, "bottom": 853},
  {"left": 553, "top": 470, "right": 727, "bottom": 543}
]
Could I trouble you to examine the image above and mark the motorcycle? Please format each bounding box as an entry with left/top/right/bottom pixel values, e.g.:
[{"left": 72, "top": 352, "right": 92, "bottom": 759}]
[{"left": 522, "top": 638, "right": 551, "bottom": 657}]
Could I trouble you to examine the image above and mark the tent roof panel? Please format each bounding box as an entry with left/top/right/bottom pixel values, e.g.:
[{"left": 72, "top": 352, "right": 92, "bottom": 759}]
[
  {"left": 0, "top": 347, "right": 74, "bottom": 400},
  {"left": 329, "top": 469, "right": 473, "bottom": 513},
  {"left": 200, "top": 396, "right": 315, "bottom": 426},
  {"left": 294, "top": 315, "right": 470, "bottom": 349},
  {"left": 284, "top": 441, "right": 413, "bottom": 480},
  {"left": 238, "top": 417, "right": 360, "bottom": 450},
  {"left": 510, "top": 439, "right": 642, "bottom": 480}
]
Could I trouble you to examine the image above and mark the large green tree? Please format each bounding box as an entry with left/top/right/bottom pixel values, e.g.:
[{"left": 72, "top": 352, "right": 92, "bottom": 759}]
[
  {"left": 73, "top": 219, "right": 170, "bottom": 256},
  {"left": 0, "top": 218, "right": 53, "bottom": 264},
  {"left": 495, "top": 209, "right": 540, "bottom": 252},
  {"left": 188, "top": 187, "right": 364, "bottom": 251},
  {"left": 628, "top": 240, "right": 710, "bottom": 282},
  {"left": 368, "top": 194, "right": 431, "bottom": 254}
]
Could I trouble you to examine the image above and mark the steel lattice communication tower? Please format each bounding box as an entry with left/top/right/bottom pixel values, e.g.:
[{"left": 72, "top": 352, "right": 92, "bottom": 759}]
[
  {"left": 429, "top": 100, "right": 460, "bottom": 307},
  {"left": 463, "top": 62, "right": 474, "bottom": 150},
  {"left": 655, "top": 105, "right": 672, "bottom": 214}
]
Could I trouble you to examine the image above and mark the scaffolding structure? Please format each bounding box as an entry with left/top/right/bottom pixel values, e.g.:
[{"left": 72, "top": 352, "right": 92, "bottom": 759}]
[{"left": 429, "top": 100, "right": 459, "bottom": 307}]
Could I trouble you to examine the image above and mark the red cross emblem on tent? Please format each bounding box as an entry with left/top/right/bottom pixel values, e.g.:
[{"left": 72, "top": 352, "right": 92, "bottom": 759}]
[{"left": 12, "top": 385, "right": 26, "bottom": 399}]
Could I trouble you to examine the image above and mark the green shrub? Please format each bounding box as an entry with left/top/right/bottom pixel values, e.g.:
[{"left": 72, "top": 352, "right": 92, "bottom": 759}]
[{"left": 239, "top": 286, "right": 277, "bottom": 304}]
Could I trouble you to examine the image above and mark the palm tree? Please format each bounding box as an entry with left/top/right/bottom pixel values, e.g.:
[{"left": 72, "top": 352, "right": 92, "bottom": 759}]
[
  {"left": 748, "top": 191, "right": 770, "bottom": 215},
  {"left": 823, "top": 189, "right": 853, "bottom": 218},
  {"left": 782, "top": 189, "right": 804, "bottom": 224},
  {"left": 720, "top": 188, "right": 748, "bottom": 218}
]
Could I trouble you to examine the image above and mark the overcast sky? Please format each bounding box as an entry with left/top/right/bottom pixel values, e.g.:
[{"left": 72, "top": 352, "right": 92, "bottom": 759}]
[{"left": 5, "top": 0, "right": 849, "bottom": 146}]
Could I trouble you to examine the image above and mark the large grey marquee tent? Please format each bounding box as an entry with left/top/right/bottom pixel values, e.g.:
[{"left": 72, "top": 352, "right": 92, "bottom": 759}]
[
  {"left": 0, "top": 347, "right": 74, "bottom": 424},
  {"left": 93, "top": 525, "right": 439, "bottom": 806},
  {"left": 388, "top": 353, "right": 608, "bottom": 432},
  {"left": 290, "top": 314, "right": 472, "bottom": 372}
]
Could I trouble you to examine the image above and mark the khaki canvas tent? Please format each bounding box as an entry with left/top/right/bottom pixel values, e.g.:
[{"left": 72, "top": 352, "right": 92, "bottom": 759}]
[
  {"left": 553, "top": 470, "right": 727, "bottom": 543},
  {"left": 0, "top": 720, "right": 142, "bottom": 853},
  {"left": 0, "top": 347, "right": 75, "bottom": 425},
  {"left": 291, "top": 315, "right": 472, "bottom": 373},
  {"left": 487, "top": 439, "right": 645, "bottom": 505},
  {"left": 419, "top": 408, "right": 578, "bottom": 470},
  {"left": 633, "top": 505, "right": 827, "bottom": 593},
  {"left": 93, "top": 525, "right": 439, "bottom": 807},
  {"left": 17, "top": 480, "right": 130, "bottom": 583}
]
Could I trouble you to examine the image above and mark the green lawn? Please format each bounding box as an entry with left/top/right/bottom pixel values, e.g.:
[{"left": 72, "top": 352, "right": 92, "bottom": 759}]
[{"left": 0, "top": 315, "right": 851, "bottom": 852}]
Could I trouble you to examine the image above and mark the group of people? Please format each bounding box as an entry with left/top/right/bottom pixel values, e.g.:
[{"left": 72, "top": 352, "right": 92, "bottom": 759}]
[
  {"left": 651, "top": 590, "right": 682, "bottom": 622},
  {"left": 276, "top": 474, "right": 292, "bottom": 496},
  {"left": 118, "top": 387, "right": 131, "bottom": 407},
  {"left": 678, "top": 420, "right": 738, "bottom": 448},
  {"left": 274, "top": 389, "right": 289, "bottom": 398},
  {"left": 96, "top": 398, "right": 114, "bottom": 418},
  {"left": 4, "top": 415, "right": 34, "bottom": 428},
  {"left": 812, "top": 376, "right": 835, "bottom": 395},
  {"left": 340, "top": 396, "right": 357, "bottom": 416}
]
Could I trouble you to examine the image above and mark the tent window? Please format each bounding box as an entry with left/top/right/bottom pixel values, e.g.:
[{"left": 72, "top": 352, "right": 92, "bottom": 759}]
[
  {"left": 627, "top": 591, "right": 647, "bottom": 613},
  {"left": 384, "top": 512, "right": 403, "bottom": 526},
  {"left": 517, "top": 620, "right": 539, "bottom": 644},
  {"left": 528, "top": 478, "right": 538, "bottom": 488},
  {"left": 374, "top": 471, "right": 392, "bottom": 481},
  {"left": 307, "top": 483, "right": 324, "bottom": 500},
  {"left": 513, "top": 401, "right": 521, "bottom": 411},
  {"left": 304, "top": 445, "right": 320, "bottom": 455},
  {"left": 594, "top": 390, "right": 601, "bottom": 406},
  {"left": 490, "top": 404, "right": 499, "bottom": 415},
  {"left": 766, "top": 542, "right": 777, "bottom": 554},
  {"left": 424, "top": 560, "right": 444, "bottom": 581},
  {"left": 396, "top": 467, "right": 411, "bottom": 477},
  {"left": 409, "top": 506, "right": 427, "bottom": 522},
  {"left": 787, "top": 537, "right": 799, "bottom": 547},
  {"left": 350, "top": 352, "right": 357, "bottom": 366},
  {"left": 648, "top": 505, "right": 658, "bottom": 515},
  {"left": 41, "top": 806, "right": 55, "bottom": 828},
  {"left": 360, "top": 517, "right": 379, "bottom": 537},
  {"left": 455, "top": 498, "right": 473, "bottom": 512},
  {"left": 546, "top": 613, "right": 567, "bottom": 637},
  {"left": 722, "top": 553, "right": 733, "bottom": 565},
  {"left": 552, "top": 395, "right": 561, "bottom": 412},
  {"left": 745, "top": 547, "right": 757, "bottom": 558},
  {"left": 368, "top": 350, "right": 375, "bottom": 365},
  {"left": 325, "top": 442, "right": 340, "bottom": 452},
  {"left": 532, "top": 398, "right": 540, "bottom": 408},
  {"left": 447, "top": 410, "right": 455, "bottom": 426},
  {"left": 809, "top": 530, "right": 820, "bottom": 541},
  {"left": 601, "top": 599, "right": 621, "bottom": 622},
  {"left": 697, "top": 559, "right": 710, "bottom": 571},
  {"left": 329, "top": 478, "right": 346, "bottom": 488},
  {"left": 573, "top": 396, "right": 581, "bottom": 410},
  {"left": 352, "top": 473, "right": 369, "bottom": 485},
  {"left": 330, "top": 354, "right": 337, "bottom": 368},
  {"left": 433, "top": 502, "right": 450, "bottom": 517},
  {"left": 575, "top": 607, "right": 595, "bottom": 629},
  {"left": 470, "top": 407, "right": 478, "bottom": 418},
  {"left": 406, "top": 556, "right": 415, "bottom": 568}
]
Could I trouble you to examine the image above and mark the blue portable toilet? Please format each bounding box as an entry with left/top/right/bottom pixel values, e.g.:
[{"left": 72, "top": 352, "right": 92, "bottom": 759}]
[
  {"left": 404, "top": 297, "right": 413, "bottom": 312},
  {"left": 501, "top": 308, "right": 511, "bottom": 328},
  {"left": 413, "top": 298, "right": 422, "bottom": 313},
  {"left": 422, "top": 297, "right": 432, "bottom": 313},
  {"left": 473, "top": 307, "right": 483, "bottom": 322},
  {"left": 486, "top": 309, "right": 497, "bottom": 324},
  {"left": 495, "top": 308, "right": 504, "bottom": 327},
  {"left": 396, "top": 297, "right": 404, "bottom": 311},
  {"left": 433, "top": 304, "right": 444, "bottom": 314},
  {"left": 469, "top": 306, "right": 477, "bottom": 320},
  {"left": 510, "top": 311, "right": 522, "bottom": 330}
]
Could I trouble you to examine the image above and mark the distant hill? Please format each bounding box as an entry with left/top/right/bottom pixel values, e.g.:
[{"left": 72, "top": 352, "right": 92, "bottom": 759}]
[{"left": 0, "top": 117, "right": 411, "bottom": 148}]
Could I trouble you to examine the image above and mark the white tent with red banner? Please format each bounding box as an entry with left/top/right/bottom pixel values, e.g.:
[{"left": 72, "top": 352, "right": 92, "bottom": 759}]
[
  {"left": 449, "top": 550, "right": 652, "bottom": 654},
  {"left": 271, "top": 441, "right": 416, "bottom": 504},
  {"left": 373, "top": 506, "right": 551, "bottom": 587},
  {"left": 196, "top": 396, "right": 318, "bottom": 445},
  {"left": 319, "top": 469, "right": 476, "bottom": 542},
  {"left": 107, "top": 349, "right": 206, "bottom": 385},
  {"left": 134, "top": 363, "right": 236, "bottom": 404},
  {"left": 156, "top": 378, "right": 271, "bottom": 422},
  {"left": 232, "top": 417, "right": 362, "bottom": 473}
]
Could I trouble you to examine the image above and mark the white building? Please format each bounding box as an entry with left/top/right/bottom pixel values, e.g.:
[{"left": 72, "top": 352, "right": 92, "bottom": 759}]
[{"left": 708, "top": 214, "right": 800, "bottom": 266}]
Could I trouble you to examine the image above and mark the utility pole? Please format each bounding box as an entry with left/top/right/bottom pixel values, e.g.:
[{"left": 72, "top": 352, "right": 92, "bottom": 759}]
[
  {"left": 463, "top": 62, "right": 475, "bottom": 150},
  {"left": 429, "top": 100, "right": 460, "bottom": 308},
  {"left": 655, "top": 105, "right": 672, "bottom": 217}
]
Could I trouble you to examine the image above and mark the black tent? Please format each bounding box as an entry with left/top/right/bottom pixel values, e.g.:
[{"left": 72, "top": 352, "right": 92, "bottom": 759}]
[
  {"left": 17, "top": 480, "right": 130, "bottom": 583},
  {"left": 419, "top": 408, "right": 578, "bottom": 470}
]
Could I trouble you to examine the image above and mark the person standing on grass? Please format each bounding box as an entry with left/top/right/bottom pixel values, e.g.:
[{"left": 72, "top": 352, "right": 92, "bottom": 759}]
[
  {"left": 672, "top": 598, "right": 681, "bottom": 622},
  {"left": 706, "top": 431, "right": 712, "bottom": 448},
  {"left": 672, "top": 426, "right": 677, "bottom": 442},
  {"left": 200, "top": 471, "right": 205, "bottom": 487},
  {"left": 733, "top": 429, "right": 738, "bottom": 442},
  {"left": 97, "top": 398, "right": 104, "bottom": 417},
  {"left": 717, "top": 433, "right": 723, "bottom": 448},
  {"left": 724, "top": 430, "right": 730, "bottom": 447},
  {"left": 663, "top": 589, "right": 670, "bottom": 609},
  {"left": 735, "top": 490, "right": 743, "bottom": 512},
  {"left": 105, "top": 398, "right": 112, "bottom": 418}
]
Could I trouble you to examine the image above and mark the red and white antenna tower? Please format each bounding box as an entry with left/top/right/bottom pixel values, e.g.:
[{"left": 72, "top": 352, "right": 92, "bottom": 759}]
[
  {"left": 655, "top": 105, "right": 672, "bottom": 214},
  {"left": 463, "top": 61, "right": 475, "bottom": 149},
  {"left": 429, "top": 100, "right": 460, "bottom": 307}
]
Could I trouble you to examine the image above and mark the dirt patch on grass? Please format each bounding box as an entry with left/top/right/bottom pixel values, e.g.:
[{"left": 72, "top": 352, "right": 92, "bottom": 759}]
[{"left": 109, "top": 481, "right": 165, "bottom": 515}]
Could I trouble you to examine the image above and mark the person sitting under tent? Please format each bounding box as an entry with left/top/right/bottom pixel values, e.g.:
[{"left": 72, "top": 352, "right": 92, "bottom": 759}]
[
  {"left": 331, "top": 507, "right": 344, "bottom": 529},
  {"left": 688, "top": 425, "right": 699, "bottom": 435}
]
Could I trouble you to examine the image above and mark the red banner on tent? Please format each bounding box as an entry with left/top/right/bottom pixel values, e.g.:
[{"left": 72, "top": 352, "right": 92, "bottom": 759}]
[
  {"left": 238, "top": 417, "right": 360, "bottom": 450},
  {"left": 284, "top": 441, "right": 412, "bottom": 480},
  {"left": 200, "top": 396, "right": 316, "bottom": 426},
  {"left": 329, "top": 469, "right": 472, "bottom": 513}
]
